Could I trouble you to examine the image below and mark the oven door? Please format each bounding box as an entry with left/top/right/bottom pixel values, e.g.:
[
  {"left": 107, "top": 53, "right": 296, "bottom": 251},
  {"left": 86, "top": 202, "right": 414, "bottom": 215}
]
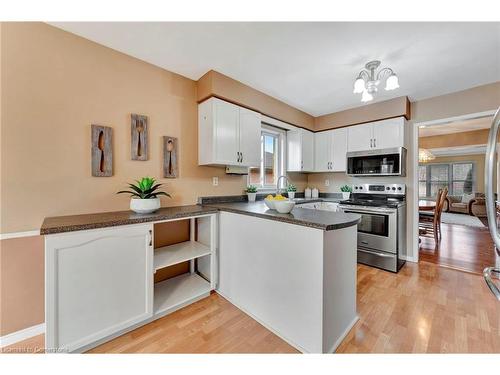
[{"left": 339, "top": 205, "right": 397, "bottom": 253}]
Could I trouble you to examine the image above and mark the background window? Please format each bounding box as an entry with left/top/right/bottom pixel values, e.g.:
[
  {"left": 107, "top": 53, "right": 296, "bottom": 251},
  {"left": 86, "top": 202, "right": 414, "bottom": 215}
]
[
  {"left": 248, "top": 125, "right": 285, "bottom": 189},
  {"left": 419, "top": 162, "right": 475, "bottom": 198}
]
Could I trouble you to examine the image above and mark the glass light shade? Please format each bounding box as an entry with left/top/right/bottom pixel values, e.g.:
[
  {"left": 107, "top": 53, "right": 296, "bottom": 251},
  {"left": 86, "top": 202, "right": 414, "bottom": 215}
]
[
  {"left": 353, "top": 77, "right": 365, "bottom": 93},
  {"left": 385, "top": 73, "right": 400, "bottom": 90},
  {"left": 361, "top": 90, "right": 373, "bottom": 102},
  {"left": 419, "top": 148, "right": 436, "bottom": 163}
]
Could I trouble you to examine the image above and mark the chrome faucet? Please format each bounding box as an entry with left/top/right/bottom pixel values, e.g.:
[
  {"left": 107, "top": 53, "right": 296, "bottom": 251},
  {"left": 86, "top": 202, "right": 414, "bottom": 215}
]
[{"left": 276, "top": 175, "right": 290, "bottom": 196}]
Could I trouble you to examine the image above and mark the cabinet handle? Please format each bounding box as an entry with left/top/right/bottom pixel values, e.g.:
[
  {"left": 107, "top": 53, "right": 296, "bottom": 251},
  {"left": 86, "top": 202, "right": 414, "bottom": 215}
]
[
  {"left": 374, "top": 138, "right": 376, "bottom": 148},
  {"left": 149, "top": 230, "right": 152, "bottom": 247},
  {"left": 241, "top": 152, "right": 243, "bottom": 163},
  {"left": 370, "top": 138, "right": 373, "bottom": 148}
]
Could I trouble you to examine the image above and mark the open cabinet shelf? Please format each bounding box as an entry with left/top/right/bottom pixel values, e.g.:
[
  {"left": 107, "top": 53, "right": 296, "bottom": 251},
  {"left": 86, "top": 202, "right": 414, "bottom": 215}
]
[
  {"left": 153, "top": 273, "right": 211, "bottom": 318},
  {"left": 154, "top": 240, "right": 211, "bottom": 272}
]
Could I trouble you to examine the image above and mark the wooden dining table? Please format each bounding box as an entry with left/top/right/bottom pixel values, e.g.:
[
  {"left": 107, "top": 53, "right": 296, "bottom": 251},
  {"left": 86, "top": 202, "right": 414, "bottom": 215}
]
[{"left": 419, "top": 200, "right": 436, "bottom": 211}]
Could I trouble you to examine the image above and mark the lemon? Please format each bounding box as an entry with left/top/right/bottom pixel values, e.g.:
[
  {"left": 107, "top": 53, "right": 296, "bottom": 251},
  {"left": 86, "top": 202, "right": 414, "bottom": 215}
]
[{"left": 266, "top": 195, "right": 274, "bottom": 200}]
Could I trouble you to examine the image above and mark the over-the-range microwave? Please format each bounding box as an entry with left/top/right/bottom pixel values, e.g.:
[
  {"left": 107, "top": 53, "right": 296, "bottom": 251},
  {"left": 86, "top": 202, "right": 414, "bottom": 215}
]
[{"left": 346, "top": 147, "right": 407, "bottom": 177}]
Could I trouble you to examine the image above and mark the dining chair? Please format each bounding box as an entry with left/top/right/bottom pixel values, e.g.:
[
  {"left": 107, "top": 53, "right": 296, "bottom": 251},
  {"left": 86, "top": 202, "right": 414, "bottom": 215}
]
[{"left": 419, "top": 187, "right": 448, "bottom": 244}]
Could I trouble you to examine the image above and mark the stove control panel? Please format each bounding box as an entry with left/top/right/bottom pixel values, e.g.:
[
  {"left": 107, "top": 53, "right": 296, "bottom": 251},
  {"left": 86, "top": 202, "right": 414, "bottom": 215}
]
[{"left": 352, "top": 183, "right": 406, "bottom": 195}]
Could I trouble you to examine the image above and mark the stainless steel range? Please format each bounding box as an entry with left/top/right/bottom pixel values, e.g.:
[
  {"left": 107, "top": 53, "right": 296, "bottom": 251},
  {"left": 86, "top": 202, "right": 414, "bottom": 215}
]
[{"left": 338, "top": 183, "right": 406, "bottom": 273}]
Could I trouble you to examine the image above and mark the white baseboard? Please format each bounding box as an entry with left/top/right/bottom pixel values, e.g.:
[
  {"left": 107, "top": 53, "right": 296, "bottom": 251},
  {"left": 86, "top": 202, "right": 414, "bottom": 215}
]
[
  {"left": 0, "top": 323, "right": 45, "bottom": 348},
  {"left": 400, "top": 254, "right": 418, "bottom": 263},
  {"left": 327, "top": 315, "right": 359, "bottom": 353}
]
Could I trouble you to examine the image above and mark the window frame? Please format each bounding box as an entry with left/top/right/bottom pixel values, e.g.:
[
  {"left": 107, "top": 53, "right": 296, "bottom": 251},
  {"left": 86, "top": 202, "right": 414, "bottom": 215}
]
[
  {"left": 248, "top": 124, "right": 287, "bottom": 191},
  {"left": 418, "top": 161, "right": 476, "bottom": 198}
]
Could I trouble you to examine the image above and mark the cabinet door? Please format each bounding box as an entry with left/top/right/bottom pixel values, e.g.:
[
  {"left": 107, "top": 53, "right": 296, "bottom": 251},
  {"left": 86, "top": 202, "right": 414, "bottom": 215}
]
[
  {"left": 331, "top": 127, "right": 347, "bottom": 172},
  {"left": 45, "top": 224, "right": 153, "bottom": 352},
  {"left": 239, "top": 108, "right": 262, "bottom": 167},
  {"left": 372, "top": 117, "right": 405, "bottom": 149},
  {"left": 287, "top": 129, "right": 302, "bottom": 172},
  {"left": 314, "top": 130, "right": 332, "bottom": 172},
  {"left": 347, "top": 123, "right": 373, "bottom": 152},
  {"left": 301, "top": 129, "right": 315, "bottom": 172},
  {"left": 214, "top": 99, "right": 240, "bottom": 165}
]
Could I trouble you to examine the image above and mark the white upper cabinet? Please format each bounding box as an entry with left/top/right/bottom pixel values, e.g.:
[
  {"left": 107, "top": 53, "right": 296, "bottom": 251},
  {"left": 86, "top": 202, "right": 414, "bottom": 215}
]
[
  {"left": 314, "top": 130, "right": 332, "bottom": 172},
  {"left": 347, "top": 123, "right": 373, "bottom": 152},
  {"left": 347, "top": 117, "right": 405, "bottom": 152},
  {"left": 287, "top": 128, "right": 314, "bottom": 172},
  {"left": 238, "top": 107, "right": 262, "bottom": 167},
  {"left": 198, "top": 98, "right": 261, "bottom": 167},
  {"left": 314, "top": 128, "right": 347, "bottom": 172},
  {"left": 372, "top": 117, "right": 405, "bottom": 150},
  {"left": 331, "top": 127, "right": 347, "bottom": 172}
]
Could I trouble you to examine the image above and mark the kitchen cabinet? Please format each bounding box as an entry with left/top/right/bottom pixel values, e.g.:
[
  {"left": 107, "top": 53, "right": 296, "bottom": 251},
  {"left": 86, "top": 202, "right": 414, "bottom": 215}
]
[
  {"left": 314, "top": 128, "right": 348, "bottom": 172},
  {"left": 198, "top": 97, "right": 261, "bottom": 167},
  {"left": 331, "top": 128, "right": 348, "bottom": 172},
  {"left": 287, "top": 128, "right": 314, "bottom": 172},
  {"left": 45, "top": 224, "right": 154, "bottom": 352},
  {"left": 347, "top": 117, "right": 405, "bottom": 152},
  {"left": 44, "top": 212, "right": 217, "bottom": 352},
  {"left": 314, "top": 130, "right": 333, "bottom": 172}
]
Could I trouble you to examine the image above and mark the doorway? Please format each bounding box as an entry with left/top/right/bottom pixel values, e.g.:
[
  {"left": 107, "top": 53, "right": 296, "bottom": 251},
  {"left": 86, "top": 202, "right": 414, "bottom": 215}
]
[{"left": 414, "top": 111, "right": 499, "bottom": 274}]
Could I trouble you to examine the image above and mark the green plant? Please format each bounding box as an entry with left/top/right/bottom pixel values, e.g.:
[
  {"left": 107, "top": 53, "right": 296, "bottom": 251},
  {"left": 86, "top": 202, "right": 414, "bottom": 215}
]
[
  {"left": 117, "top": 177, "right": 171, "bottom": 199},
  {"left": 245, "top": 185, "right": 258, "bottom": 193},
  {"left": 340, "top": 185, "right": 352, "bottom": 193},
  {"left": 287, "top": 184, "right": 297, "bottom": 192}
]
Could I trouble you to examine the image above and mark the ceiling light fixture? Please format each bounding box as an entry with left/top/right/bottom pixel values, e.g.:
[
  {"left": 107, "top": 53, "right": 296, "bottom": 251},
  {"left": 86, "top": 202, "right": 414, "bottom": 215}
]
[
  {"left": 419, "top": 148, "right": 436, "bottom": 163},
  {"left": 353, "top": 60, "right": 400, "bottom": 102}
]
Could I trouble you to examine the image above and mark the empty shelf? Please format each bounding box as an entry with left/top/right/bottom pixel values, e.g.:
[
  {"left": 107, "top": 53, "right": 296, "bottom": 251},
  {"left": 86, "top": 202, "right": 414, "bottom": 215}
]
[
  {"left": 154, "top": 273, "right": 211, "bottom": 317},
  {"left": 154, "top": 241, "right": 211, "bottom": 271}
]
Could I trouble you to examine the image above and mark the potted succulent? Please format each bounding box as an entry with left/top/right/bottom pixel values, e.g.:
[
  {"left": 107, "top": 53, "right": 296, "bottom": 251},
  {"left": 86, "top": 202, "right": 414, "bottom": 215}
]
[
  {"left": 117, "top": 177, "right": 171, "bottom": 214},
  {"left": 287, "top": 184, "right": 297, "bottom": 199},
  {"left": 340, "top": 185, "right": 352, "bottom": 200},
  {"left": 245, "top": 185, "right": 258, "bottom": 202}
]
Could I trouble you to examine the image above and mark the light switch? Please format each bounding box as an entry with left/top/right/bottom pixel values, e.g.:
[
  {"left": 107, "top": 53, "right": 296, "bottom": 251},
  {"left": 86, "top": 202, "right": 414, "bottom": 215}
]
[
  {"left": 325, "top": 179, "right": 330, "bottom": 187},
  {"left": 212, "top": 177, "right": 219, "bottom": 186}
]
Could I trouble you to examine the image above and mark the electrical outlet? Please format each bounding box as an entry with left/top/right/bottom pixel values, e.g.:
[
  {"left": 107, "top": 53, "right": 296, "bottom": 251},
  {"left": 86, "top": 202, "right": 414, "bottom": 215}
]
[
  {"left": 325, "top": 179, "right": 330, "bottom": 187},
  {"left": 212, "top": 177, "right": 219, "bottom": 186}
]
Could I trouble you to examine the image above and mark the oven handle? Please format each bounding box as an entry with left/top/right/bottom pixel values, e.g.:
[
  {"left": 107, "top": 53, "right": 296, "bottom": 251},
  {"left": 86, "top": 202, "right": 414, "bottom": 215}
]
[
  {"left": 340, "top": 206, "right": 397, "bottom": 215},
  {"left": 358, "top": 248, "right": 394, "bottom": 258}
]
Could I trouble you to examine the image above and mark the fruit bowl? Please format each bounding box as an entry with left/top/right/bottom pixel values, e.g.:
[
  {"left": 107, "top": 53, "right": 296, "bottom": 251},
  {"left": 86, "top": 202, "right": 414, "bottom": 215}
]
[
  {"left": 264, "top": 198, "right": 276, "bottom": 210},
  {"left": 274, "top": 200, "right": 296, "bottom": 214}
]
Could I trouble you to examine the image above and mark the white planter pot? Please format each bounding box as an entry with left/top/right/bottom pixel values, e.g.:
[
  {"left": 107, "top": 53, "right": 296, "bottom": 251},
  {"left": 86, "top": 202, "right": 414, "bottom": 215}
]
[
  {"left": 130, "top": 197, "right": 160, "bottom": 214},
  {"left": 247, "top": 192, "right": 257, "bottom": 202},
  {"left": 287, "top": 191, "right": 296, "bottom": 199},
  {"left": 342, "top": 192, "right": 351, "bottom": 200}
]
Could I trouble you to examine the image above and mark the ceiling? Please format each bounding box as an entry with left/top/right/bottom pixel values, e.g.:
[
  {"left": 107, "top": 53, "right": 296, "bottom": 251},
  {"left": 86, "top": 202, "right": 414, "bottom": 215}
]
[
  {"left": 49, "top": 22, "right": 500, "bottom": 116},
  {"left": 419, "top": 116, "right": 493, "bottom": 137}
]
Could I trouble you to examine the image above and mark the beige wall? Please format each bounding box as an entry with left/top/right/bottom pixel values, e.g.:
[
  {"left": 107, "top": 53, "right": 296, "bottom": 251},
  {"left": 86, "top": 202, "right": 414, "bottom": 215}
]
[
  {"left": 1, "top": 23, "right": 275, "bottom": 234},
  {"left": 411, "top": 82, "right": 500, "bottom": 123},
  {"left": 197, "top": 70, "right": 315, "bottom": 130},
  {"left": 314, "top": 96, "right": 410, "bottom": 131},
  {"left": 0, "top": 236, "right": 44, "bottom": 335},
  {"left": 419, "top": 129, "right": 491, "bottom": 149}
]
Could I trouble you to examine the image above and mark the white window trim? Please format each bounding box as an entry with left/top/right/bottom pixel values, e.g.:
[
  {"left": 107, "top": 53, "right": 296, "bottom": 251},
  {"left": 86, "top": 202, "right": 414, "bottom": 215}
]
[{"left": 248, "top": 124, "right": 287, "bottom": 191}]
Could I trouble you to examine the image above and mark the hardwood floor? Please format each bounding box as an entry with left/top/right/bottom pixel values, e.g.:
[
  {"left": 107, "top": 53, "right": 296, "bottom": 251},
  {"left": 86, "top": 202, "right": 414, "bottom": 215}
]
[
  {"left": 419, "top": 219, "right": 499, "bottom": 274},
  {"left": 4, "top": 261, "right": 499, "bottom": 354},
  {"left": 337, "top": 262, "right": 500, "bottom": 353}
]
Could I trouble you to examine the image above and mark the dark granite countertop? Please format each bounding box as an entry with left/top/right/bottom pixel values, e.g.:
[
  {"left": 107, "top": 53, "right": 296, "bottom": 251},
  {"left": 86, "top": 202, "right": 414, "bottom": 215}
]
[
  {"left": 40, "top": 205, "right": 219, "bottom": 235},
  {"left": 203, "top": 201, "right": 360, "bottom": 231}
]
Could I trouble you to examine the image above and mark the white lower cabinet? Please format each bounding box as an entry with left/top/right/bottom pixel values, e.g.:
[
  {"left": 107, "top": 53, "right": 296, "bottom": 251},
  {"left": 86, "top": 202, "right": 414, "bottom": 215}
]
[
  {"left": 45, "top": 214, "right": 217, "bottom": 353},
  {"left": 45, "top": 224, "right": 154, "bottom": 352}
]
